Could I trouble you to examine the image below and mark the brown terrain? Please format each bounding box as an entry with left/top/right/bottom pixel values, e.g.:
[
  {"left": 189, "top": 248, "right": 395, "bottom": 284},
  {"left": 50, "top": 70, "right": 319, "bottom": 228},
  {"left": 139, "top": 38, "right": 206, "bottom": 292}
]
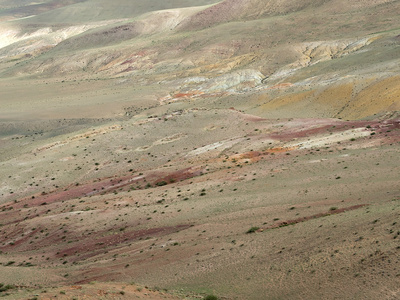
[{"left": 0, "top": 0, "right": 399, "bottom": 299}]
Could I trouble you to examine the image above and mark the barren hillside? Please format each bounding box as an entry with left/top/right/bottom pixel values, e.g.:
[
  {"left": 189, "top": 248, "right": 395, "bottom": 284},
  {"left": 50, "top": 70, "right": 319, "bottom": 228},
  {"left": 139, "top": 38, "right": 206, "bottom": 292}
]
[{"left": 0, "top": 1, "right": 399, "bottom": 299}]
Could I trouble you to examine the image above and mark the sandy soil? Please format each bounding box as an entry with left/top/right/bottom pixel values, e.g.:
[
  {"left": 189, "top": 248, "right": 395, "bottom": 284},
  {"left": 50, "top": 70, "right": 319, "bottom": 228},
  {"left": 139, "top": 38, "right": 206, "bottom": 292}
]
[{"left": 0, "top": 1, "right": 399, "bottom": 299}]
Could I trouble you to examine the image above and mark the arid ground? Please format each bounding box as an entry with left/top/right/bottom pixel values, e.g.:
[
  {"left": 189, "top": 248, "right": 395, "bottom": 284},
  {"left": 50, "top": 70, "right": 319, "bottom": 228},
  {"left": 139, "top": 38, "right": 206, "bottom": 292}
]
[{"left": 0, "top": 0, "right": 399, "bottom": 299}]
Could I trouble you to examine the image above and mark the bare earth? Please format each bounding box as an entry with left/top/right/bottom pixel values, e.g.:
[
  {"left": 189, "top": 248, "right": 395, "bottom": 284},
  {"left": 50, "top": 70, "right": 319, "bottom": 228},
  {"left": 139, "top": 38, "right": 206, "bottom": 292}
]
[{"left": 0, "top": 0, "right": 399, "bottom": 299}]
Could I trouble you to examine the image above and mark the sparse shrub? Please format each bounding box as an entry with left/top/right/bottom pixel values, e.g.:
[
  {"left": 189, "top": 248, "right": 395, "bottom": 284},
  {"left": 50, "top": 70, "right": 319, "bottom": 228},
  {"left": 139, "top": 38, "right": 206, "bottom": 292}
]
[
  {"left": 204, "top": 295, "right": 218, "bottom": 300},
  {"left": 246, "top": 227, "right": 260, "bottom": 234},
  {"left": 329, "top": 207, "right": 338, "bottom": 211},
  {"left": 0, "top": 283, "right": 16, "bottom": 292}
]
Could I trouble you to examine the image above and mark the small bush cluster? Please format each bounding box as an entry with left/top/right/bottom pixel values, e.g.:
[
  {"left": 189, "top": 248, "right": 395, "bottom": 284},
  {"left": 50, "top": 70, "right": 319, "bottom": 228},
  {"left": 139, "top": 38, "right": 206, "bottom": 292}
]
[
  {"left": 0, "top": 283, "right": 16, "bottom": 293},
  {"left": 246, "top": 227, "right": 260, "bottom": 234}
]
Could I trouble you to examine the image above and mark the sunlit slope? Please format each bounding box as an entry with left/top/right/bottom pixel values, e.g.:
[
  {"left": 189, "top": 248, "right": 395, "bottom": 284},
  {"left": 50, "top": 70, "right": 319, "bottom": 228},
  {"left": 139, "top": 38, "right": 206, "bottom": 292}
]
[
  {"left": 3, "top": 0, "right": 220, "bottom": 23},
  {"left": 0, "top": 0, "right": 217, "bottom": 24},
  {"left": 0, "top": 1, "right": 400, "bottom": 299},
  {"left": 0, "top": 0, "right": 399, "bottom": 120},
  {"left": 177, "top": 0, "right": 399, "bottom": 31}
]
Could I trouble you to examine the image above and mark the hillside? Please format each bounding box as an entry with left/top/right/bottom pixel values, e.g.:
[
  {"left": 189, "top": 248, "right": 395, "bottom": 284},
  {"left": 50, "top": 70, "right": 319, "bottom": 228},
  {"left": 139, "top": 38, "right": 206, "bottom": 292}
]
[{"left": 0, "top": 1, "right": 399, "bottom": 299}]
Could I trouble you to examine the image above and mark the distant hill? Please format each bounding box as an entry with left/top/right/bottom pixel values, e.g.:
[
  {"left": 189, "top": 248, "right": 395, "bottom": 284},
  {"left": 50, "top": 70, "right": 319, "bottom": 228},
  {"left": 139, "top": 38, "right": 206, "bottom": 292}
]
[
  {"left": 0, "top": 0, "right": 220, "bottom": 23},
  {"left": 0, "top": 0, "right": 399, "bottom": 120}
]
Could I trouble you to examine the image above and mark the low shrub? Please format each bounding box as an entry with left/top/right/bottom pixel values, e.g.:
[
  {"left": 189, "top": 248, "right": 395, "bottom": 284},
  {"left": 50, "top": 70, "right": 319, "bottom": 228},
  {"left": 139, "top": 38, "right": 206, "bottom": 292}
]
[
  {"left": 204, "top": 295, "right": 218, "bottom": 300},
  {"left": 246, "top": 227, "right": 260, "bottom": 234}
]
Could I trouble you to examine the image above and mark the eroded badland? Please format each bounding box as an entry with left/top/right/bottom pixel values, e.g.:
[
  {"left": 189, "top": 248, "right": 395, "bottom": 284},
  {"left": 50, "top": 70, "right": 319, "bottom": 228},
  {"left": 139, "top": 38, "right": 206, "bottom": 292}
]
[{"left": 0, "top": 1, "right": 399, "bottom": 299}]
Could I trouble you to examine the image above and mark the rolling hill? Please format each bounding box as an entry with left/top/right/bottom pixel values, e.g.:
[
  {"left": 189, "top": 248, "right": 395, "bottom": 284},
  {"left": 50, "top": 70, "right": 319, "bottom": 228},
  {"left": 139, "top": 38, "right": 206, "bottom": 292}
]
[{"left": 0, "top": 1, "right": 399, "bottom": 299}]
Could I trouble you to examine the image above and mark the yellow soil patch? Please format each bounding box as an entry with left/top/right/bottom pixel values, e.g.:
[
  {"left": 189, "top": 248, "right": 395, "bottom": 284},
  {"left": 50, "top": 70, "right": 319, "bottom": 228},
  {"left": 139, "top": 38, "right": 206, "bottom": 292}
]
[
  {"left": 177, "top": 53, "right": 257, "bottom": 77},
  {"left": 254, "top": 76, "right": 399, "bottom": 119},
  {"left": 259, "top": 90, "right": 315, "bottom": 111},
  {"left": 341, "top": 76, "right": 400, "bottom": 119},
  {"left": 314, "top": 82, "right": 354, "bottom": 115}
]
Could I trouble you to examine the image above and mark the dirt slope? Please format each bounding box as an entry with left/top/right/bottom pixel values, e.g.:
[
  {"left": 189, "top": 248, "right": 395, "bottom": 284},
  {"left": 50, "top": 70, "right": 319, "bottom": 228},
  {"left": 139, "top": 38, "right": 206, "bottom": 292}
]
[{"left": 0, "top": 1, "right": 399, "bottom": 299}]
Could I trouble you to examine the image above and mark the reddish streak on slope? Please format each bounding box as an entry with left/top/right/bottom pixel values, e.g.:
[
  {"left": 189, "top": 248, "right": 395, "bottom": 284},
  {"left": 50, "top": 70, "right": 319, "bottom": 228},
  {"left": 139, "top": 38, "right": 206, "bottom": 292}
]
[
  {"left": 154, "top": 167, "right": 204, "bottom": 185},
  {"left": 117, "top": 66, "right": 134, "bottom": 73},
  {"left": 173, "top": 91, "right": 204, "bottom": 98},
  {"left": 54, "top": 225, "right": 192, "bottom": 262},
  {"left": 265, "top": 204, "right": 368, "bottom": 230},
  {"left": 1, "top": 167, "right": 204, "bottom": 212},
  {"left": 0, "top": 220, "right": 191, "bottom": 261}
]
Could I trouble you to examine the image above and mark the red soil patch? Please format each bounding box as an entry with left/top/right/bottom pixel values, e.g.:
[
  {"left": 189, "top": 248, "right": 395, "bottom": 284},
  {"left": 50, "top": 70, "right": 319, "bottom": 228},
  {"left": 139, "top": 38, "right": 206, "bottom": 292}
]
[
  {"left": 55, "top": 224, "right": 191, "bottom": 262},
  {"left": 173, "top": 91, "right": 204, "bottom": 98},
  {"left": 0, "top": 226, "right": 30, "bottom": 248},
  {"left": 230, "top": 150, "right": 268, "bottom": 163},
  {"left": 154, "top": 167, "right": 204, "bottom": 186},
  {"left": 270, "top": 124, "right": 337, "bottom": 140},
  {"left": 264, "top": 204, "right": 367, "bottom": 230},
  {"left": 121, "top": 59, "right": 136, "bottom": 65},
  {"left": 3, "top": 166, "right": 205, "bottom": 211},
  {"left": 0, "top": 220, "right": 191, "bottom": 265},
  {"left": 264, "top": 119, "right": 400, "bottom": 148},
  {"left": 234, "top": 151, "right": 263, "bottom": 160},
  {"left": 117, "top": 66, "right": 134, "bottom": 74},
  {"left": 267, "top": 119, "right": 392, "bottom": 141},
  {"left": 265, "top": 146, "right": 297, "bottom": 153},
  {"left": 0, "top": 205, "right": 49, "bottom": 226}
]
